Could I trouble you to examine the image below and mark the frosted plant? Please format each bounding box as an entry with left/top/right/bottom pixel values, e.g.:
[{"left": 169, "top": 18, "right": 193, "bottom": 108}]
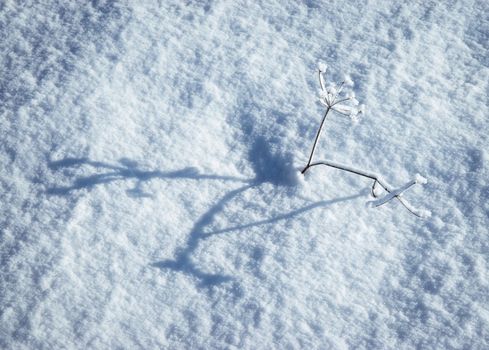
[
  {"left": 302, "top": 63, "right": 364, "bottom": 175},
  {"left": 301, "top": 62, "right": 430, "bottom": 218},
  {"left": 317, "top": 65, "right": 364, "bottom": 124}
]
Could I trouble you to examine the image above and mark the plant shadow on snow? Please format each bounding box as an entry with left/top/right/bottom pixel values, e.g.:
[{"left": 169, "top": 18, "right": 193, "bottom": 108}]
[
  {"left": 46, "top": 157, "right": 247, "bottom": 197},
  {"left": 152, "top": 137, "right": 363, "bottom": 290},
  {"left": 46, "top": 146, "right": 362, "bottom": 290}
]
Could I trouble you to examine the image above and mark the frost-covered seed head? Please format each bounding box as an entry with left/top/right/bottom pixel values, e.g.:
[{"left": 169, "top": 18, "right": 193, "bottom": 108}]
[
  {"left": 415, "top": 174, "right": 428, "bottom": 184},
  {"left": 343, "top": 74, "right": 354, "bottom": 87},
  {"left": 318, "top": 62, "right": 328, "bottom": 72},
  {"left": 316, "top": 62, "right": 364, "bottom": 123}
]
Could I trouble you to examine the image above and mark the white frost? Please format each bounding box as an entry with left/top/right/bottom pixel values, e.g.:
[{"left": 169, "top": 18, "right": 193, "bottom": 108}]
[
  {"left": 343, "top": 74, "right": 354, "bottom": 87},
  {"left": 415, "top": 174, "right": 428, "bottom": 184}
]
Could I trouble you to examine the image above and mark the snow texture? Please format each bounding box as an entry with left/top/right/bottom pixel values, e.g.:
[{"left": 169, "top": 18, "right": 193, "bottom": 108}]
[{"left": 1, "top": 1, "right": 489, "bottom": 349}]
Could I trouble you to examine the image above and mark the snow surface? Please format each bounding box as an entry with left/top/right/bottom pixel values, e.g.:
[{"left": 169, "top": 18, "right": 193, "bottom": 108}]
[{"left": 1, "top": 1, "right": 489, "bottom": 349}]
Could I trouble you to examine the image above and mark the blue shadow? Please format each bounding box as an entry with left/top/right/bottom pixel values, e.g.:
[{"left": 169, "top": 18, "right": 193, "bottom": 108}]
[{"left": 47, "top": 157, "right": 248, "bottom": 196}]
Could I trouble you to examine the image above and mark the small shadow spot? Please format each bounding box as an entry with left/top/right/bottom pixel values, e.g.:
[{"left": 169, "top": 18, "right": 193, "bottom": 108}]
[
  {"left": 248, "top": 137, "right": 297, "bottom": 186},
  {"left": 466, "top": 148, "right": 484, "bottom": 172}
]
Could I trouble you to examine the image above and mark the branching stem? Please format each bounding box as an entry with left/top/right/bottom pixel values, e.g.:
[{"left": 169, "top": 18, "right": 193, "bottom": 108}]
[
  {"left": 304, "top": 161, "right": 423, "bottom": 217},
  {"left": 303, "top": 67, "right": 426, "bottom": 218}
]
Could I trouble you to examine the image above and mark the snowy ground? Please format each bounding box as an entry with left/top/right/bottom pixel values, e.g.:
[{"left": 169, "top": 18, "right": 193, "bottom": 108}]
[{"left": 1, "top": 1, "right": 488, "bottom": 349}]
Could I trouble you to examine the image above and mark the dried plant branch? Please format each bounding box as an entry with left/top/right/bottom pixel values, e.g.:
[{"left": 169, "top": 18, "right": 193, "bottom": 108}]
[
  {"left": 305, "top": 160, "right": 428, "bottom": 218},
  {"left": 301, "top": 62, "right": 430, "bottom": 218}
]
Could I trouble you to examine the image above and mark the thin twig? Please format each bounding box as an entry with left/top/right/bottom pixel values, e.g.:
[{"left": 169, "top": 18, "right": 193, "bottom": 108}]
[
  {"left": 303, "top": 161, "right": 423, "bottom": 217},
  {"left": 301, "top": 107, "right": 331, "bottom": 174},
  {"left": 373, "top": 180, "right": 417, "bottom": 207},
  {"left": 332, "top": 97, "right": 351, "bottom": 106},
  {"left": 371, "top": 180, "right": 378, "bottom": 198},
  {"left": 333, "top": 81, "right": 345, "bottom": 101},
  {"left": 318, "top": 70, "right": 325, "bottom": 91},
  {"left": 330, "top": 109, "right": 350, "bottom": 117}
]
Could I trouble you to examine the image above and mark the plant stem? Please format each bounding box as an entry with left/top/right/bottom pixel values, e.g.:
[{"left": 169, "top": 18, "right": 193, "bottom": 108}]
[
  {"left": 302, "top": 107, "right": 330, "bottom": 174},
  {"left": 305, "top": 161, "right": 423, "bottom": 217},
  {"left": 318, "top": 70, "right": 325, "bottom": 91}
]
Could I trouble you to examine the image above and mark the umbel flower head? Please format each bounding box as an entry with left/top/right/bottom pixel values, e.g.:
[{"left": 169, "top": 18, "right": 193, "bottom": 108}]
[{"left": 317, "top": 62, "right": 364, "bottom": 122}]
